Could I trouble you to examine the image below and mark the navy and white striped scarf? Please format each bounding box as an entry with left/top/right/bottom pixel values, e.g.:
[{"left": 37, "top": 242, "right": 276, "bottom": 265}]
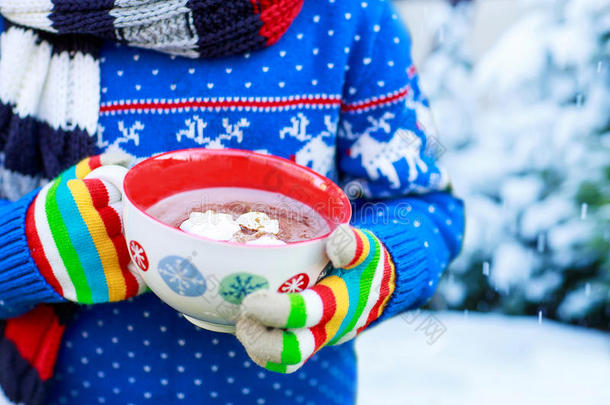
[
  {"left": 0, "top": 2, "right": 302, "bottom": 404},
  {"left": 0, "top": 0, "right": 303, "bottom": 186}
]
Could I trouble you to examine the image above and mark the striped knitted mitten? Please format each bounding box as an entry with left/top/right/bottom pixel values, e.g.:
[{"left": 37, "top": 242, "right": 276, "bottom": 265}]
[
  {"left": 236, "top": 224, "right": 396, "bottom": 373},
  {"left": 25, "top": 154, "right": 145, "bottom": 304}
]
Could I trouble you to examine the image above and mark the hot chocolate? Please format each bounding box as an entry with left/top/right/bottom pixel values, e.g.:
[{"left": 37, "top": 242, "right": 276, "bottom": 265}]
[{"left": 146, "top": 187, "right": 330, "bottom": 244}]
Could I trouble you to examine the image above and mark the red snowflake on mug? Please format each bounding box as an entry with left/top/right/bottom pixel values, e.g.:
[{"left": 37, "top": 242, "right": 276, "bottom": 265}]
[
  {"left": 129, "top": 240, "right": 149, "bottom": 271},
  {"left": 278, "top": 273, "right": 310, "bottom": 293}
]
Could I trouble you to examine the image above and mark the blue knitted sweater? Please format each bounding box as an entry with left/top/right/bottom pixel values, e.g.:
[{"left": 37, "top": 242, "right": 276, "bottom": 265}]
[{"left": 0, "top": 0, "right": 464, "bottom": 403}]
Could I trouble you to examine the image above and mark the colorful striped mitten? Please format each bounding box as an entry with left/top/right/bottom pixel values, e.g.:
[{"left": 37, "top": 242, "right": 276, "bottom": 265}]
[
  {"left": 236, "top": 224, "right": 395, "bottom": 373},
  {"left": 25, "top": 154, "right": 145, "bottom": 304}
]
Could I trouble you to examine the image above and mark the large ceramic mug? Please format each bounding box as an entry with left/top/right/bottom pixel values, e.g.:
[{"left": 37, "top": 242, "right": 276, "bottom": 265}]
[{"left": 86, "top": 149, "right": 351, "bottom": 333}]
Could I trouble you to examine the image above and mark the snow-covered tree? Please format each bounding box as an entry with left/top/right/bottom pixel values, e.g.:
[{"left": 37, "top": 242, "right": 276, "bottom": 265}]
[{"left": 419, "top": 0, "right": 610, "bottom": 329}]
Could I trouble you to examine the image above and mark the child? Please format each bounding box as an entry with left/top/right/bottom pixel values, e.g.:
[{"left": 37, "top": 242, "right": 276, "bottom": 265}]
[{"left": 0, "top": 0, "right": 464, "bottom": 404}]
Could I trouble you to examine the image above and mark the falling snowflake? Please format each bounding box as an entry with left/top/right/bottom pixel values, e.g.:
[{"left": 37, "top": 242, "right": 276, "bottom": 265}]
[
  {"left": 129, "top": 240, "right": 149, "bottom": 271},
  {"left": 278, "top": 273, "right": 310, "bottom": 293},
  {"left": 158, "top": 256, "right": 206, "bottom": 297},
  {"left": 219, "top": 273, "right": 269, "bottom": 305}
]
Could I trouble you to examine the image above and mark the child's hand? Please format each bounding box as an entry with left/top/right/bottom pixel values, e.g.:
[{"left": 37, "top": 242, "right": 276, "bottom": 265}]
[
  {"left": 26, "top": 154, "right": 145, "bottom": 304},
  {"left": 236, "top": 225, "right": 395, "bottom": 373}
]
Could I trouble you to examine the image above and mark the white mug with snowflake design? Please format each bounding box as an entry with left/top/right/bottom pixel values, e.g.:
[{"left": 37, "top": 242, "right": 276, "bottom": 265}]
[{"left": 94, "top": 149, "right": 351, "bottom": 333}]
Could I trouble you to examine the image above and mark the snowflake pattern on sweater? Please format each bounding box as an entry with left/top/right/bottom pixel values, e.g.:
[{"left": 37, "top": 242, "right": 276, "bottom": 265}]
[{"left": 0, "top": 1, "right": 465, "bottom": 404}]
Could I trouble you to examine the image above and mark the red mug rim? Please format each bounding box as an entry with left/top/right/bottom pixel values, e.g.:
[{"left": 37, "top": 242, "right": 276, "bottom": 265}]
[{"left": 123, "top": 148, "right": 352, "bottom": 247}]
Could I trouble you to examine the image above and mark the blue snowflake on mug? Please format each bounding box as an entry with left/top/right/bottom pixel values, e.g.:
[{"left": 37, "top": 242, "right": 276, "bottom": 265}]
[
  {"left": 158, "top": 256, "right": 206, "bottom": 297},
  {"left": 219, "top": 273, "right": 269, "bottom": 305}
]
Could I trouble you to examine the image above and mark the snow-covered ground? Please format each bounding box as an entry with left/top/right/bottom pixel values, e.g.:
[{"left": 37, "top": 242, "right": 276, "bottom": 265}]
[{"left": 356, "top": 311, "right": 610, "bottom": 404}]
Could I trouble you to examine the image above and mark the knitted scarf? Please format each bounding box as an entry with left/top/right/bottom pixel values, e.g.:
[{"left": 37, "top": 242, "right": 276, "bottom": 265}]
[{"left": 0, "top": 2, "right": 302, "bottom": 404}]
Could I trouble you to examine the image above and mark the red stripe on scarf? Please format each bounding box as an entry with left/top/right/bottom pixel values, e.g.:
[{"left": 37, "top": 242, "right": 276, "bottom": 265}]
[
  {"left": 258, "top": 0, "right": 304, "bottom": 45},
  {"left": 25, "top": 202, "right": 64, "bottom": 296},
  {"left": 4, "top": 306, "right": 66, "bottom": 381}
]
